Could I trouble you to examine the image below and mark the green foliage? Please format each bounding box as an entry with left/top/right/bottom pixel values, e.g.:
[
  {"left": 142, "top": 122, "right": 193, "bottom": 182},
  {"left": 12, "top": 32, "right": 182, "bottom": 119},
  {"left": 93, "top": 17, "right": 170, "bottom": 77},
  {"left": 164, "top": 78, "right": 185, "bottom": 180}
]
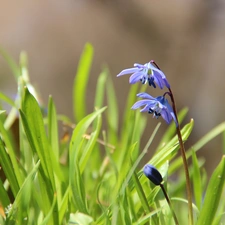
[{"left": 0, "top": 44, "right": 225, "bottom": 225}]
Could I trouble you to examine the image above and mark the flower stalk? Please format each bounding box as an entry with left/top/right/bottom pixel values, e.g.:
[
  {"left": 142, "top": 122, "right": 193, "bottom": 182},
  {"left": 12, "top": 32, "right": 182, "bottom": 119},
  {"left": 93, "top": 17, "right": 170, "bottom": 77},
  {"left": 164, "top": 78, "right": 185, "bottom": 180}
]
[
  {"left": 168, "top": 87, "right": 194, "bottom": 225},
  {"left": 151, "top": 60, "right": 193, "bottom": 225}
]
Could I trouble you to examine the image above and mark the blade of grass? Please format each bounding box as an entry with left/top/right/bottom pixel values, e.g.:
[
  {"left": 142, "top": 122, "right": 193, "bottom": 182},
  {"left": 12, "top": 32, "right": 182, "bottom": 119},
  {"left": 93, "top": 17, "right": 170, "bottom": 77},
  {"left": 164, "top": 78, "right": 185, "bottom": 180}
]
[
  {"left": 40, "top": 194, "right": 57, "bottom": 225},
  {"left": 69, "top": 107, "right": 106, "bottom": 213},
  {"left": 94, "top": 67, "right": 108, "bottom": 109},
  {"left": 0, "top": 176, "right": 11, "bottom": 207},
  {"left": 132, "top": 171, "right": 150, "bottom": 214},
  {"left": 106, "top": 73, "right": 119, "bottom": 145},
  {"left": 48, "top": 96, "right": 59, "bottom": 161},
  {"left": 79, "top": 114, "right": 102, "bottom": 173},
  {"left": 192, "top": 150, "right": 202, "bottom": 210},
  {"left": 7, "top": 161, "right": 40, "bottom": 222},
  {"left": 73, "top": 43, "right": 94, "bottom": 122},
  {"left": 151, "top": 119, "right": 194, "bottom": 168},
  {"left": 20, "top": 87, "right": 64, "bottom": 184},
  {"left": 0, "top": 92, "right": 16, "bottom": 107},
  {"left": 170, "top": 121, "right": 225, "bottom": 174},
  {"left": 196, "top": 155, "right": 225, "bottom": 225},
  {"left": 59, "top": 187, "right": 70, "bottom": 224},
  {"left": 156, "top": 107, "right": 188, "bottom": 150},
  {"left": 0, "top": 114, "right": 23, "bottom": 192},
  {"left": 20, "top": 88, "right": 55, "bottom": 186},
  {"left": 121, "top": 123, "right": 161, "bottom": 193},
  {"left": 0, "top": 47, "right": 20, "bottom": 79}
]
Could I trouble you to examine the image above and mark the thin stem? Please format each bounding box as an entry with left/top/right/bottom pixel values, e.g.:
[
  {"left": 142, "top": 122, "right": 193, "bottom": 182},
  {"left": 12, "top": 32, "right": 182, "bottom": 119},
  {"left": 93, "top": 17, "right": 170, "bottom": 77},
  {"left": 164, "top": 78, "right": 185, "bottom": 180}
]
[
  {"left": 160, "top": 184, "right": 179, "bottom": 225},
  {"left": 168, "top": 87, "right": 193, "bottom": 225},
  {"left": 149, "top": 60, "right": 193, "bottom": 223}
]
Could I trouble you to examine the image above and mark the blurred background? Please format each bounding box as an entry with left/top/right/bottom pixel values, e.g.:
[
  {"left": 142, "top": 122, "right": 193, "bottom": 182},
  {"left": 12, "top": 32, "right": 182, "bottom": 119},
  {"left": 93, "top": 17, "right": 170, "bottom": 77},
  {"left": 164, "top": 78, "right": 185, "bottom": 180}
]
[{"left": 1, "top": 0, "right": 225, "bottom": 174}]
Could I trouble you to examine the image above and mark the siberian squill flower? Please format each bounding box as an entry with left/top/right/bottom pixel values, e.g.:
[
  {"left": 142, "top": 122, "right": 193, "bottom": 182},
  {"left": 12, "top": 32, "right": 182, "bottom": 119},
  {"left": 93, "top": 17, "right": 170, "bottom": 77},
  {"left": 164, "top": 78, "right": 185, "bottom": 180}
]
[
  {"left": 131, "top": 92, "right": 178, "bottom": 126},
  {"left": 117, "top": 62, "right": 170, "bottom": 89},
  {"left": 143, "top": 164, "right": 163, "bottom": 186}
]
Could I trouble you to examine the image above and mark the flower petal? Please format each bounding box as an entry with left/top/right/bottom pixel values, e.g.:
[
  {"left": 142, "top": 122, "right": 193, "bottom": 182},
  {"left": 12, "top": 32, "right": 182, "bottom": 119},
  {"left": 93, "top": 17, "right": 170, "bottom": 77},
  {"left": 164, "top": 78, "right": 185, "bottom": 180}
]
[
  {"left": 163, "top": 78, "right": 170, "bottom": 89},
  {"left": 129, "top": 72, "right": 145, "bottom": 84},
  {"left": 160, "top": 108, "right": 173, "bottom": 124},
  {"left": 152, "top": 71, "right": 165, "bottom": 89},
  {"left": 131, "top": 100, "right": 155, "bottom": 110},
  {"left": 117, "top": 67, "right": 138, "bottom": 77},
  {"left": 136, "top": 92, "right": 155, "bottom": 100},
  {"left": 134, "top": 63, "right": 147, "bottom": 69},
  {"left": 149, "top": 63, "right": 170, "bottom": 89}
]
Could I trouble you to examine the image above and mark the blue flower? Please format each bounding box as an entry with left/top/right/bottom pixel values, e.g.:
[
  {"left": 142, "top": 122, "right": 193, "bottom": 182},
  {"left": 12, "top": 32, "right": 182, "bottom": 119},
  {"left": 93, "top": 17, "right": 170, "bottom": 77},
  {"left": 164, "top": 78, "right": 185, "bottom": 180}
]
[
  {"left": 143, "top": 164, "right": 163, "bottom": 186},
  {"left": 117, "top": 62, "right": 170, "bottom": 89},
  {"left": 131, "top": 92, "right": 177, "bottom": 126}
]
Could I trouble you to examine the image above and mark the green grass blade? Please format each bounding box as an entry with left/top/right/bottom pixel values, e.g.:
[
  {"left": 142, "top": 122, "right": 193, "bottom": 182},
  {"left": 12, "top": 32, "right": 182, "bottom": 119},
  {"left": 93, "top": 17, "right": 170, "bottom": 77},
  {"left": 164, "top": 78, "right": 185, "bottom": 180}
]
[
  {"left": 0, "top": 92, "right": 15, "bottom": 107},
  {"left": 20, "top": 87, "right": 64, "bottom": 182},
  {"left": 157, "top": 107, "right": 188, "bottom": 150},
  {"left": 121, "top": 123, "right": 161, "bottom": 193},
  {"left": 59, "top": 187, "right": 70, "bottom": 224},
  {"left": 170, "top": 121, "right": 225, "bottom": 173},
  {"left": 196, "top": 155, "right": 225, "bottom": 225},
  {"left": 40, "top": 194, "right": 57, "bottom": 225},
  {"left": 20, "top": 88, "right": 55, "bottom": 186},
  {"left": 192, "top": 150, "right": 202, "bottom": 210},
  {"left": 70, "top": 159, "right": 88, "bottom": 214},
  {"left": 0, "top": 113, "right": 23, "bottom": 191},
  {"left": 7, "top": 161, "right": 40, "bottom": 222},
  {"left": 48, "top": 96, "right": 59, "bottom": 161},
  {"left": 0, "top": 171, "right": 11, "bottom": 207},
  {"left": 106, "top": 74, "right": 119, "bottom": 145},
  {"left": 0, "top": 137, "right": 19, "bottom": 197},
  {"left": 94, "top": 68, "right": 108, "bottom": 109},
  {"left": 0, "top": 47, "right": 20, "bottom": 79},
  {"left": 73, "top": 43, "right": 94, "bottom": 122},
  {"left": 132, "top": 171, "right": 150, "bottom": 213},
  {"left": 69, "top": 107, "right": 106, "bottom": 213},
  {"left": 19, "top": 51, "right": 29, "bottom": 83},
  {"left": 79, "top": 114, "right": 102, "bottom": 173},
  {"left": 151, "top": 119, "right": 194, "bottom": 168}
]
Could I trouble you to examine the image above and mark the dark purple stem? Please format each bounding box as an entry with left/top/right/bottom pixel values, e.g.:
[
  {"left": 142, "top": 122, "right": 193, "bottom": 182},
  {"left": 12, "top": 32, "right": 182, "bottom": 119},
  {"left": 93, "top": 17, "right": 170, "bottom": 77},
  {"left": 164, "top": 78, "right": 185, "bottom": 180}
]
[
  {"left": 151, "top": 59, "right": 193, "bottom": 224},
  {"left": 168, "top": 87, "right": 193, "bottom": 225}
]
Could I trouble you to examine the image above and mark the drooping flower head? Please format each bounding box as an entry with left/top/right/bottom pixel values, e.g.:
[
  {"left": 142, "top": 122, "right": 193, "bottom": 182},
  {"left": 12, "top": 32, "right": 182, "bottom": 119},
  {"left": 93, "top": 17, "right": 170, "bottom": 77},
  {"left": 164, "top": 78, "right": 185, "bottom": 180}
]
[
  {"left": 143, "top": 164, "right": 163, "bottom": 186},
  {"left": 117, "top": 61, "right": 170, "bottom": 89},
  {"left": 131, "top": 92, "right": 178, "bottom": 126}
]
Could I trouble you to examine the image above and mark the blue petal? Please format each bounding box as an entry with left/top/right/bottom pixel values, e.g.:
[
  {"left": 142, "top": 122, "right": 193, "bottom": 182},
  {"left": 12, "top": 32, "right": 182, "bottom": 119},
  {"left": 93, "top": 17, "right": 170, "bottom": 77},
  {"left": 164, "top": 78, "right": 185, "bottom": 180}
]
[
  {"left": 160, "top": 108, "right": 172, "bottom": 124},
  {"left": 140, "top": 105, "right": 151, "bottom": 112},
  {"left": 136, "top": 92, "right": 155, "bottom": 100},
  {"left": 152, "top": 71, "right": 165, "bottom": 89},
  {"left": 129, "top": 72, "right": 145, "bottom": 84},
  {"left": 117, "top": 67, "right": 138, "bottom": 77},
  {"left": 134, "top": 63, "right": 147, "bottom": 69},
  {"left": 163, "top": 100, "right": 178, "bottom": 125},
  {"left": 131, "top": 100, "right": 155, "bottom": 110},
  {"left": 149, "top": 63, "right": 170, "bottom": 89},
  {"left": 163, "top": 78, "right": 170, "bottom": 89}
]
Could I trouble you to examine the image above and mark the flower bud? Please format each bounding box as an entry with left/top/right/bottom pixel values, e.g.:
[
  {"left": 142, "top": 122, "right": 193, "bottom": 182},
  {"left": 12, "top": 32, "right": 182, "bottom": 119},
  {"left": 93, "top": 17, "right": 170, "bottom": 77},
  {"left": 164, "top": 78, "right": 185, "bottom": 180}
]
[{"left": 143, "top": 164, "right": 163, "bottom": 185}]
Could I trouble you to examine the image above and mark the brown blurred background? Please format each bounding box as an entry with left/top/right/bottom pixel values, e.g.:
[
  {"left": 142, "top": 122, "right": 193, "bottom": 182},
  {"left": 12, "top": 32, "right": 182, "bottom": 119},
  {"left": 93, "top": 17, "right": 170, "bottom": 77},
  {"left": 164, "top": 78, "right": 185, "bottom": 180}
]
[{"left": 1, "top": 0, "right": 225, "bottom": 174}]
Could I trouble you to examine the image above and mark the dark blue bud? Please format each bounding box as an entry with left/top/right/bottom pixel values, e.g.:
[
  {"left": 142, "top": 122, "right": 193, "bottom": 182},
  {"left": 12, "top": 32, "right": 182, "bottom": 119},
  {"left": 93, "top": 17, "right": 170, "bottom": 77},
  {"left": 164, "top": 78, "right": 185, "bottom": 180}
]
[{"left": 143, "top": 164, "right": 163, "bottom": 186}]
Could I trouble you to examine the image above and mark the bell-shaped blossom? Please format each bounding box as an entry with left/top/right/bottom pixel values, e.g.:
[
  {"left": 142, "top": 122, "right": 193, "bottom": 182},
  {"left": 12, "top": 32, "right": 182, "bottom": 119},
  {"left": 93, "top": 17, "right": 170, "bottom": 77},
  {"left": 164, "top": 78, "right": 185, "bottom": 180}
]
[
  {"left": 131, "top": 92, "right": 178, "bottom": 126},
  {"left": 143, "top": 164, "right": 163, "bottom": 186},
  {"left": 117, "top": 62, "right": 170, "bottom": 89}
]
